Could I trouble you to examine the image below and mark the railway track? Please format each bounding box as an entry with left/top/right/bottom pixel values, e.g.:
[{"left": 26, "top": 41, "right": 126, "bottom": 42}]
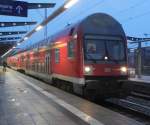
[
  {"left": 106, "top": 96, "right": 150, "bottom": 117},
  {"left": 98, "top": 81, "right": 150, "bottom": 124},
  {"left": 102, "top": 83, "right": 150, "bottom": 124},
  {"left": 106, "top": 81, "right": 150, "bottom": 117},
  {"left": 115, "top": 80, "right": 150, "bottom": 115}
]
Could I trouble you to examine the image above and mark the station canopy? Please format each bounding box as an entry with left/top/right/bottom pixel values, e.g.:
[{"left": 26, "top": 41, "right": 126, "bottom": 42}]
[{"left": 0, "top": 0, "right": 56, "bottom": 57}]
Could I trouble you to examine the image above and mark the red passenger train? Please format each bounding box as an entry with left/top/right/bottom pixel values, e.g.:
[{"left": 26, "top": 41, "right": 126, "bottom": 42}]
[{"left": 7, "top": 13, "right": 128, "bottom": 99}]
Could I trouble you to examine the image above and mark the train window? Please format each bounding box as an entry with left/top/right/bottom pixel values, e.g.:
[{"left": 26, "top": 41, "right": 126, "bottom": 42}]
[
  {"left": 85, "top": 40, "right": 105, "bottom": 60},
  {"left": 38, "top": 63, "right": 41, "bottom": 72},
  {"left": 68, "top": 41, "right": 75, "bottom": 58},
  {"left": 107, "top": 40, "right": 125, "bottom": 61},
  {"left": 45, "top": 57, "right": 48, "bottom": 74},
  {"left": 55, "top": 49, "right": 60, "bottom": 63},
  {"left": 45, "top": 54, "right": 51, "bottom": 74},
  {"left": 21, "top": 56, "right": 24, "bottom": 62},
  {"left": 48, "top": 56, "right": 50, "bottom": 74}
]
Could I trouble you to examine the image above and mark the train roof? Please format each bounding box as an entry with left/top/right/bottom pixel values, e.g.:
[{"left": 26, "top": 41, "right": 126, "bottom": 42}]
[
  {"left": 17, "top": 13, "right": 126, "bottom": 53},
  {"left": 80, "top": 13, "right": 125, "bottom": 36},
  {"left": 52, "top": 13, "right": 126, "bottom": 41}
]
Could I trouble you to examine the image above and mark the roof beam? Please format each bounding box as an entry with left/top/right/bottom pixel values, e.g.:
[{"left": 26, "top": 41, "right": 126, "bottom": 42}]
[
  {"left": 28, "top": 3, "right": 56, "bottom": 9},
  {"left": 0, "top": 31, "right": 27, "bottom": 36},
  {"left": 0, "top": 22, "right": 36, "bottom": 27},
  {"left": 0, "top": 37, "right": 21, "bottom": 41},
  {"left": 0, "top": 41, "right": 17, "bottom": 45}
]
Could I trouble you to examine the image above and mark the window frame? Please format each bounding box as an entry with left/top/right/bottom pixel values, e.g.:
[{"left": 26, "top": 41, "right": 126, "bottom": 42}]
[
  {"left": 67, "top": 39, "right": 76, "bottom": 59},
  {"left": 55, "top": 48, "right": 60, "bottom": 63}
]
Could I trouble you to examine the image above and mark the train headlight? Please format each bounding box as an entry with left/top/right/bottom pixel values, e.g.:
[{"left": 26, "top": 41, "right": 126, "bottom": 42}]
[
  {"left": 85, "top": 66, "right": 91, "bottom": 72},
  {"left": 84, "top": 66, "right": 93, "bottom": 75},
  {"left": 120, "top": 67, "right": 127, "bottom": 75}
]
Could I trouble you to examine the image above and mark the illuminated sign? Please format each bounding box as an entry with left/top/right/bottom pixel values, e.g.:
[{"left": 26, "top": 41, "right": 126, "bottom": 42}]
[{"left": 0, "top": 1, "right": 28, "bottom": 17}]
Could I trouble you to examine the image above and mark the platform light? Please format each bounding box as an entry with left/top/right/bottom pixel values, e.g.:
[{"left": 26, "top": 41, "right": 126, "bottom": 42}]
[
  {"left": 38, "top": 4, "right": 41, "bottom": 8},
  {"left": 17, "top": 43, "right": 20, "bottom": 45},
  {"left": 1, "top": 48, "right": 12, "bottom": 58},
  {"left": 1, "top": 23, "right": 5, "bottom": 26},
  {"left": 64, "top": 0, "right": 78, "bottom": 9},
  {"left": 13, "top": 23, "right": 16, "bottom": 26},
  {"left": 24, "top": 37, "right": 28, "bottom": 40},
  {"left": 35, "top": 25, "right": 43, "bottom": 31}
]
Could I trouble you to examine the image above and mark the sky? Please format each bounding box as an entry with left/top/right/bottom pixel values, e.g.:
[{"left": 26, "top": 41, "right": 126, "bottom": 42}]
[{"left": 0, "top": 0, "right": 150, "bottom": 50}]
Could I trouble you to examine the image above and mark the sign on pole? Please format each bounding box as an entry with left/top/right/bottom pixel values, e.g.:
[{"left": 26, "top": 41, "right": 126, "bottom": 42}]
[{"left": 0, "top": 1, "right": 28, "bottom": 17}]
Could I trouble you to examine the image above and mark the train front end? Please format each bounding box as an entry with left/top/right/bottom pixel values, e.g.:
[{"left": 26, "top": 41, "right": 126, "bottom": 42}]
[{"left": 79, "top": 13, "right": 128, "bottom": 98}]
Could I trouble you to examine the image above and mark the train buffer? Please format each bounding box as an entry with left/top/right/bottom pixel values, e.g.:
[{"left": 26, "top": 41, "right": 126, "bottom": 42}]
[{"left": 0, "top": 67, "right": 144, "bottom": 125}]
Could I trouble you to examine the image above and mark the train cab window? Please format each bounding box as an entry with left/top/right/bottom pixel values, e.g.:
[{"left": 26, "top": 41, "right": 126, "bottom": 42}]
[
  {"left": 85, "top": 40, "right": 105, "bottom": 60},
  {"left": 55, "top": 49, "right": 60, "bottom": 63},
  {"left": 68, "top": 41, "right": 75, "bottom": 58}
]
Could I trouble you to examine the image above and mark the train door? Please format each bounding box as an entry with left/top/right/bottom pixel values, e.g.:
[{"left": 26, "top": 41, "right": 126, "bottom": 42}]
[
  {"left": 26, "top": 54, "right": 30, "bottom": 70},
  {"left": 45, "top": 53, "right": 51, "bottom": 75}
]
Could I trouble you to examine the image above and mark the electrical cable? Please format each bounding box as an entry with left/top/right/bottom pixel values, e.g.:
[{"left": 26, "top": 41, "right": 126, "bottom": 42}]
[
  {"left": 122, "top": 10, "right": 150, "bottom": 23},
  {"left": 115, "top": 0, "right": 147, "bottom": 15}
]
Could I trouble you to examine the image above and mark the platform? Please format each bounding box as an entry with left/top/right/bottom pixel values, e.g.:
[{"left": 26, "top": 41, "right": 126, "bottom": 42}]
[
  {"left": 0, "top": 67, "right": 143, "bottom": 125},
  {"left": 129, "top": 75, "right": 150, "bottom": 84}
]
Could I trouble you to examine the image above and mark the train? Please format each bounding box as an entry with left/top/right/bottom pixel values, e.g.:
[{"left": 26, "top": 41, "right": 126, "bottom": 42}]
[{"left": 7, "top": 13, "right": 128, "bottom": 99}]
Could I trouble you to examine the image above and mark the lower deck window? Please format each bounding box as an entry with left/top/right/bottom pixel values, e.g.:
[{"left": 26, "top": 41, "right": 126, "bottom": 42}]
[{"left": 55, "top": 49, "right": 60, "bottom": 63}]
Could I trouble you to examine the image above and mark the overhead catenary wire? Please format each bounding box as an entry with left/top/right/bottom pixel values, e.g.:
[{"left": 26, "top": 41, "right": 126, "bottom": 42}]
[
  {"left": 122, "top": 10, "right": 150, "bottom": 23},
  {"left": 67, "top": 0, "right": 106, "bottom": 23},
  {"left": 60, "top": 0, "right": 149, "bottom": 26},
  {"left": 115, "top": 0, "right": 147, "bottom": 15}
]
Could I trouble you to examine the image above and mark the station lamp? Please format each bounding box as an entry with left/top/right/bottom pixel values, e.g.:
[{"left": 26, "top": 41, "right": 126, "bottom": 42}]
[
  {"left": 24, "top": 37, "right": 28, "bottom": 41},
  {"left": 35, "top": 25, "right": 43, "bottom": 31},
  {"left": 64, "top": 0, "right": 78, "bottom": 9},
  {"left": 1, "top": 49, "right": 13, "bottom": 58},
  {"left": 17, "top": 43, "right": 21, "bottom": 46},
  {"left": 1, "top": 0, "right": 79, "bottom": 59}
]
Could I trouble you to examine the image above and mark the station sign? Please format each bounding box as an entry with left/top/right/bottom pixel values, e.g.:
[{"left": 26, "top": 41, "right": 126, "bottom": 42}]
[
  {"left": 127, "top": 36, "right": 150, "bottom": 42},
  {"left": 0, "top": 1, "right": 28, "bottom": 17}
]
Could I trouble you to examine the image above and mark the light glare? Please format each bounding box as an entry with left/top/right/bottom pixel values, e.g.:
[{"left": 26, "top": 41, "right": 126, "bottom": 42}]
[
  {"left": 85, "top": 66, "right": 91, "bottom": 73},
  {"left": 35, "top": 25, "right": 43, "bottom": 31},
  {"left": 24, "top": 37, "right": 28, "bottom": 40},
  {"left": 17, "top": 43, "right": 21, "bottom": 46},
  {"left": 64, "top": 0, "right": 78, "bottom": 9},
  {"left": 121, "top": 67, "right": 127, "bottom": 72}
]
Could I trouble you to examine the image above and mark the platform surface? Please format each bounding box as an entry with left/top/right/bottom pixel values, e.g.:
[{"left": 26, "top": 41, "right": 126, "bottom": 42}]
[
  {"left": 129, "top": 75, "right": 150, "bottom": 83},
  {"left": 0, "top": 68, "right": 143, "bottom": 125}
]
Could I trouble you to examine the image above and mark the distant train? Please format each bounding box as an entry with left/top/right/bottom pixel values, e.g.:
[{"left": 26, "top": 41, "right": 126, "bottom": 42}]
[{"left": 7, "top": 13, "right": 128, "bottom": 99}]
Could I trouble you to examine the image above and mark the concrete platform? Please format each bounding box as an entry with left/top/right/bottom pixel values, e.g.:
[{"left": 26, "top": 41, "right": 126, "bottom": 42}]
[
  {"left": 0, "top": 68, "right": 143, "bottom": 125},
  {"left": 129, "top": 75, "right": 150, "bottom": 84}
]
